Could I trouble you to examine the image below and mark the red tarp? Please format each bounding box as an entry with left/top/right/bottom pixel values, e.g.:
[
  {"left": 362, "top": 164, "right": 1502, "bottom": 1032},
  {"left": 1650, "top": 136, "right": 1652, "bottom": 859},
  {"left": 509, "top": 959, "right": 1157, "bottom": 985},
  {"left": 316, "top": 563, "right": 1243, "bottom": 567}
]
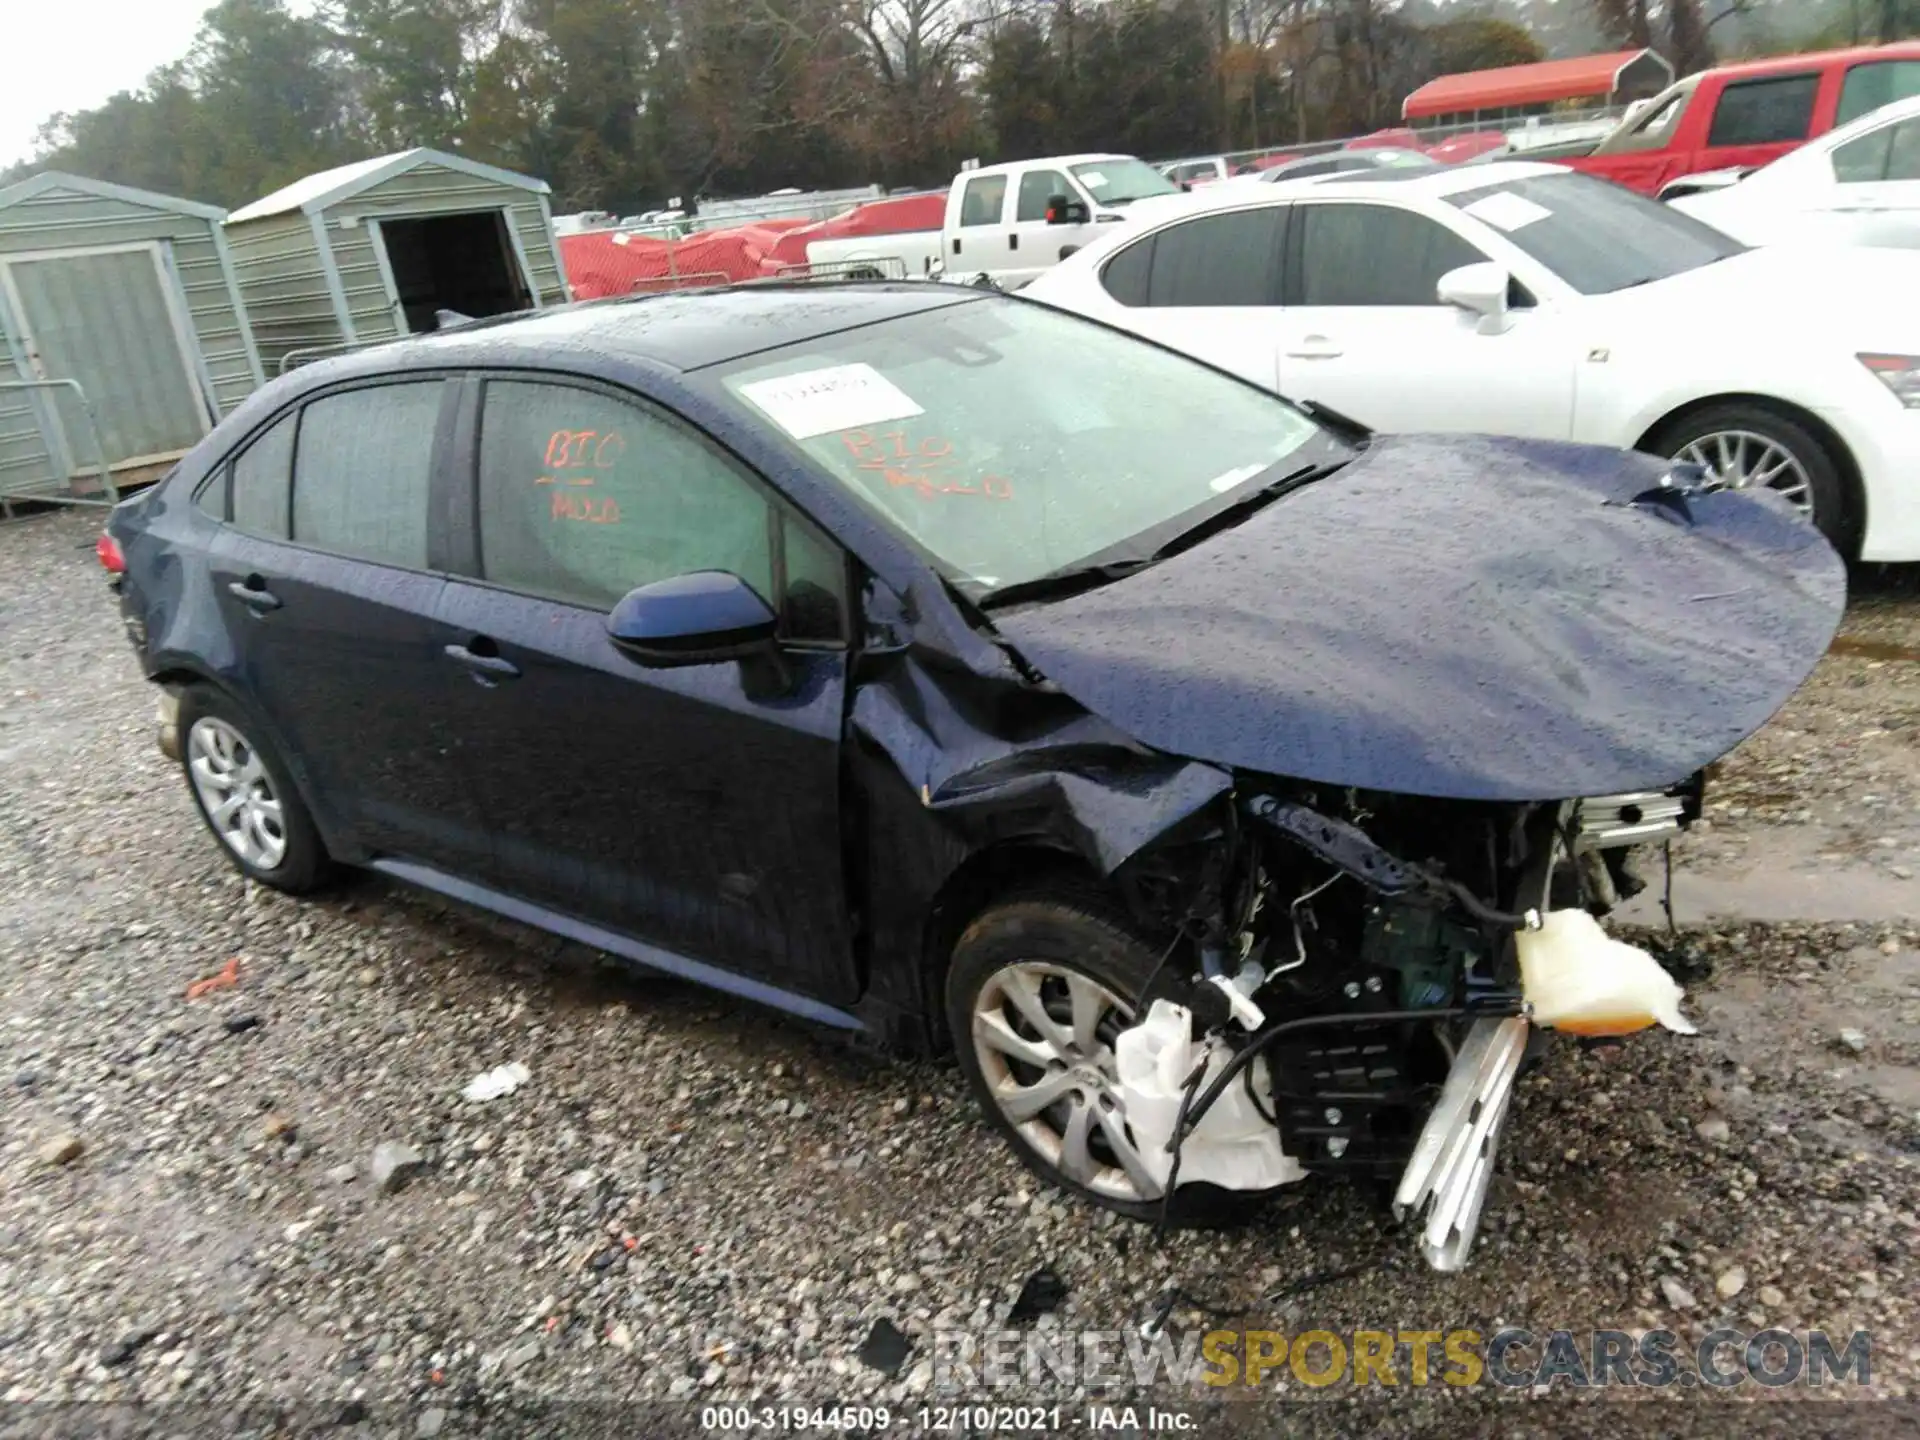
[
  {"left": 1401, "top": 49, "right": 1659, "bottom": 120},
  {"left": 559, "top": 194, "right": 948, "bottom": 298}
]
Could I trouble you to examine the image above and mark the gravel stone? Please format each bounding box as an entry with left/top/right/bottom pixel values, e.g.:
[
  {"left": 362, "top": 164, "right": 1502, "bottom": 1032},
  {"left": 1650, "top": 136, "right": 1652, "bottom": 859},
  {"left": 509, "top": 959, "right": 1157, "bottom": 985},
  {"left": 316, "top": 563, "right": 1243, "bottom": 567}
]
[
  {"left": 370, "top": 1141, "right": 426, "bottom": 1194},
  {"left": 1716, "top": 1266, "right": 1747, "bottom": 1299},
  {"left": 1757, "top": 1284, "right": 1786, "bottom": 1308},
  {"left": 1694, "top": 1117, "right": 1731, "bottom": 1144},
  {"left": 38, "top": 1134, "right": 84, "bottom": 1166},
  {"left": 1660, "top": 1277, "right": 1699, "bottom": 1311},
  {"left": 1837, "top": 1027, "right": 1868, "bottom": 1054}
]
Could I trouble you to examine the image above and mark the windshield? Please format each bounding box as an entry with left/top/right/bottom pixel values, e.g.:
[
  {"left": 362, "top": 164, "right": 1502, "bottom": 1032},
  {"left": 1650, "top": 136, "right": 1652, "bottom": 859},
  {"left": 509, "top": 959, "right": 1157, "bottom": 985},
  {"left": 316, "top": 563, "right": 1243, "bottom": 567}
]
[
  {"left": 1445, "top": 171, "right": 1744, "bottom": 295},
  {"left": 708, "top": 299, "right": 1337, "bottom": 597},
  {"left": 1070, "top": 158, "right": 1180, "bottom": 206}
]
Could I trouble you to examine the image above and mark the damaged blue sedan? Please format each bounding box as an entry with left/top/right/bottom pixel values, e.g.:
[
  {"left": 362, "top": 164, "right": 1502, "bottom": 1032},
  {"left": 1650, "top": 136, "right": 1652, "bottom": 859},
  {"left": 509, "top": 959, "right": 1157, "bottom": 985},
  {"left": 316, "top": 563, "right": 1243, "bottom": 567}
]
[{"left": 103, "top": 284, "right": 1843, "bottom": 1270}]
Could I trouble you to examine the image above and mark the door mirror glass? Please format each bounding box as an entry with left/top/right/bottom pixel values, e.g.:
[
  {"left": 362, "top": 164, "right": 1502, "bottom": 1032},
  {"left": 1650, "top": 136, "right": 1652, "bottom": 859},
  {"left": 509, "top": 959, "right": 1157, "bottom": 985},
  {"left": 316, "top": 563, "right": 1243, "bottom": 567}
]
[
  {"left": 1437, "top": 262, "right": 1514, "bottom": 334},
  {"left": 1046, "top": 195, "right": 1089, "bottom": 225},
  {"left": 607, "top": 571, "right": 777, "bottom": 666}
]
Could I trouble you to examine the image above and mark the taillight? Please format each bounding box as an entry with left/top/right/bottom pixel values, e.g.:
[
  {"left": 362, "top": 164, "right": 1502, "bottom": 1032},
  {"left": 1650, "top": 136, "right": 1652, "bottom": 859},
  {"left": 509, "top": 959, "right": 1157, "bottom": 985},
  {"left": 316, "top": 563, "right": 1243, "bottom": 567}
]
[{"left": 96, "top": 532, "right": 126, "bottom": 574}]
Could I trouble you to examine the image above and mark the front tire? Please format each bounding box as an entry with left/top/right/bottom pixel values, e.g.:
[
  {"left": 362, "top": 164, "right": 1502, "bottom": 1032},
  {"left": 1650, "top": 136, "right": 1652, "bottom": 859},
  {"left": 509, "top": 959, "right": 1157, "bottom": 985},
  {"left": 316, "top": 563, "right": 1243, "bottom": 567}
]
[
  {"left": 178, "top": 686, "right": 331, "bottom": 894},
  {"left": 1648, "top": 402, "right": 1852, "bottom": 553},
  {"left": 946, "top": 893, "right": 1267, "bottom": 1224}
]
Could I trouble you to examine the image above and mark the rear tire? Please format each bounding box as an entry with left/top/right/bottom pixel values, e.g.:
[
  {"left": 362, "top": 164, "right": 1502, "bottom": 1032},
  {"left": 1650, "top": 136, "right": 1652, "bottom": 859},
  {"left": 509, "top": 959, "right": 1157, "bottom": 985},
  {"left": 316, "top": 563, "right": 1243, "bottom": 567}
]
[
  {"left": 178, "top": 685, "right": 331, "bottom": 894},
  {"left": 946, "top": 892, "right": 1268, "bottom": 1225},
  {"left": 1647, "top": 402, "right": 1853, "bottom": 554}
]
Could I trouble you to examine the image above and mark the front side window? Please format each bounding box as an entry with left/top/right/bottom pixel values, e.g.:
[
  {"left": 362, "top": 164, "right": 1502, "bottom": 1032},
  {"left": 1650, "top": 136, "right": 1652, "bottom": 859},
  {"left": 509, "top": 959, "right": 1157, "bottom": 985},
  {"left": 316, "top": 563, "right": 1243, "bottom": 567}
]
[
  {"left": 1837, "top": 60, "right": 1920, "bottom": 127},
  {"left": 1295, "top": 203, "right": 1484, "bottom": 306},
  {"left": 228, "top": 412, "right": 296, "bottom": 539},
  {"left": 290, "top": 383, "right": 441, "bottom": 568},
  {"left": 1446, "top": 172, "right": 1743, "bottom": 295},
  {"left": 476, "top": 380, "right": 794, "bottom": 619},
  {"left": 710, "top": 298, "right": 1339, "bottom": 597},
  {"left": 1706, "top": 74, "right": 1818, "bottom": 149},
  {"left": 959, "top": 175, "right": 1007, "bottom": 227},
  {"left": 1016, "top": 169, "right": 1072, "bottom": 223}
]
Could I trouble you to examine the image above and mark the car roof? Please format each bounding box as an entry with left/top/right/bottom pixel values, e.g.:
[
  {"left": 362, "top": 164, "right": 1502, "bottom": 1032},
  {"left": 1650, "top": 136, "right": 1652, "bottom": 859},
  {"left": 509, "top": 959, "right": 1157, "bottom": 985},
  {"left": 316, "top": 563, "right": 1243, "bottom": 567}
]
[
  {"left": 303, "top": 282, "right": 987, "bottom": 382},
  {"left": 965, "top": 153, "right": 1131, "bottom": 178},
  {"left": 1259, "top": 159, "right": 1569, "bottom": 200},
  {"left": 1708, "top": 40, "right": 1920, "bottom": 83}
]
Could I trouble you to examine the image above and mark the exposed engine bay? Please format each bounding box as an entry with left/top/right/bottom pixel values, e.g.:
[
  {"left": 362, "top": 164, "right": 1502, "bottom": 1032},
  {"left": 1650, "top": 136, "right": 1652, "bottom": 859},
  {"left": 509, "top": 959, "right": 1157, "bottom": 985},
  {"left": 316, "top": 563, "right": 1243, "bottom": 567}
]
[{"left": 1107, "top": 778, "right": 1705, "bottom": 1272}]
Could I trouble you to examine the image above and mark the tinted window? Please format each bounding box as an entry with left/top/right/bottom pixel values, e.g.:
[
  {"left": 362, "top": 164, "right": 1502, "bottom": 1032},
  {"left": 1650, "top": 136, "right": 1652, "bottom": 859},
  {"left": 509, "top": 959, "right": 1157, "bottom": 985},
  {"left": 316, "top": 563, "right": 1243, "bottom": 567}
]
[
  {"left": 1833, "top": 125, "right": 1895, "bottom": 183},
  {"left": 229, "top": 412, "right": 295, "bottom": 538},
  {"left": 1296, "top": 203, "right": 1483, "bottom": 306},
  {"left": 1017, "top": 169, "right": 1071, "bottom": 222},
  {"left": 1706, "top": 74, "right": 1818, "bottom": 148},
  {"left": 1837, "top": 60, "right": 1920, "bottom": 126},
  {"left": 1145, "top": 208, "right": 1285, "bottom": 306},
  {"left": 476, "top": 381, "right": 777, "bottom": 614},
  {"left": 1446, "top": 172, "right": 1743, "bottom": 295},
  {"left": 1099, "top": 236, "right": 1155, "bottom": 306},
  {"left": 959, "top": 175, "right": 1007, "bottom": 226},
  {"left": 291, "top": 383, "right": 440, "bottom": 567}
]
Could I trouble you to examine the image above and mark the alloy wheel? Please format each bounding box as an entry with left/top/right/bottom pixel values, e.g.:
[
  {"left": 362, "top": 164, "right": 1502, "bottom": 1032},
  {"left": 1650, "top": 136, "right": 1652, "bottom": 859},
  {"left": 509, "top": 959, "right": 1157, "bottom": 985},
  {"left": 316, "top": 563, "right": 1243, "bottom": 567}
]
[
  {"left": 1674, "top": 429, "right": 1815, "bottom": 515},
  {"left": 969, "top": 961, "right": 1161, "bottom": 1202},
  {"left": 186, "top": 716, "right": 288, "bottom": 871}
]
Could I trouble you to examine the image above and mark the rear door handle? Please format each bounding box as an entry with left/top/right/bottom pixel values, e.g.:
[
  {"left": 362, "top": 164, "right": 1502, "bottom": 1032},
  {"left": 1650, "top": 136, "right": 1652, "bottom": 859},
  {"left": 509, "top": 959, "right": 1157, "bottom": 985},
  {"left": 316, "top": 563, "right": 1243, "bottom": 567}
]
[
  {"left": 444, "top": 642, "right": 520, "bottom": 682},
  {"left": 1286, "top": 336, "right": 1343, "bottom": 359},
  {"left": 227, "top": 578, "right": 281, "bottom": 612}
]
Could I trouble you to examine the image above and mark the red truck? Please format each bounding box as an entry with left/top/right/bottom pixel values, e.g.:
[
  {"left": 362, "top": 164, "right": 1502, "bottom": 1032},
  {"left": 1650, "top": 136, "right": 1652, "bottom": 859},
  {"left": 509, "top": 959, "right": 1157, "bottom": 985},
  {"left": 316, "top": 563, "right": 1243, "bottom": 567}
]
[{"left": 1517, "top": 42, "right": 1920, "bottom": 196}]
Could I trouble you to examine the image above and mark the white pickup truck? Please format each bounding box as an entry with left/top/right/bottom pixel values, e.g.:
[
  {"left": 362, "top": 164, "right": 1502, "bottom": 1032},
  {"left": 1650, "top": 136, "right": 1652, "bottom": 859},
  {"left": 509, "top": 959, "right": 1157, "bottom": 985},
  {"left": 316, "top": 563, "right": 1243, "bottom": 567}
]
[{"left": 937, "top": 153, "right": 1185, "bottom": 287}]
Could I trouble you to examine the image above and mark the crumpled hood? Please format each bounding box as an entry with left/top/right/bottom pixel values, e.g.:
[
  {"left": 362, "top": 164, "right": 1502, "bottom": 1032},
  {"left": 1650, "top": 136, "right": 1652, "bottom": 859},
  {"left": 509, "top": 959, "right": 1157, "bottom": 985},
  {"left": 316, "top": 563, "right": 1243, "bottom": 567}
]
[{"left": 990, "top": 433, "right": 1845, "bottom": 802}]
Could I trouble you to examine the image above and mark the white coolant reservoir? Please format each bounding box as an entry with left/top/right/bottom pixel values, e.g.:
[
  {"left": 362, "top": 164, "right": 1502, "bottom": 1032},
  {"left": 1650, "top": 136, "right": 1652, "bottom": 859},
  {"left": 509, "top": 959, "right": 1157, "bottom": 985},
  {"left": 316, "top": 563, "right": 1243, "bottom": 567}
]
[
  {"left": 1113, "top": 1000, "right": 1305, "bottom": 1192},
  {"left": 1516, "top": 910, "right": 1697, "bottom": 1037}
]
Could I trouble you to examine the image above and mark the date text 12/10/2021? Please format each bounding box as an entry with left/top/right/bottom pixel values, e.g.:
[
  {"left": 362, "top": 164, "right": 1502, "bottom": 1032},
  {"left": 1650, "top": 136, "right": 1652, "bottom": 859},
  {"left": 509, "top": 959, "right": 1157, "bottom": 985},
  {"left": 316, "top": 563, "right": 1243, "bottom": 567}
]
[{"left": 699, "top": 1407, "right": 1196, "bottom": 1432}]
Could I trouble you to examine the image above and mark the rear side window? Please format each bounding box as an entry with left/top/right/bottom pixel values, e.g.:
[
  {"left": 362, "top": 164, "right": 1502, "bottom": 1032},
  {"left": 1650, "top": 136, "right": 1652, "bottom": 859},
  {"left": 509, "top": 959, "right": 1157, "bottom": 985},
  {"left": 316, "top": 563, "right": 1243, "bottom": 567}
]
[
  {"left": 1706, "top": 74, "right": 1818, "bottom": 148},
  {"left": 1837, "top": 60, "right": 1920, "bottom": 127},
  {"left": 1833, "top": 125, "right": 1895, "bottom": 182},
  {"left": 475, "top": 381, "right": 778, "bottom": 615},
  {"left": 1893, "top": 119, "right": 1920, "bottom": 182},
  {"left": 1147, "top": 209, "right": 1285, "bottom": 306},
  {"left": 1295, "top": 203, "right": 1484, "bottom": 306},
  {"left": 290, "top": 382, "right": 441, "bottom": 568},
  {"left": 1099, "top": 209, "right": 1285, "bottom": 308},
  {"left": 959, "top": 175, "right": 1007, "bottom": 227},
  {"left": 229, "top": 413, "right": 295, "bottom": 538}
]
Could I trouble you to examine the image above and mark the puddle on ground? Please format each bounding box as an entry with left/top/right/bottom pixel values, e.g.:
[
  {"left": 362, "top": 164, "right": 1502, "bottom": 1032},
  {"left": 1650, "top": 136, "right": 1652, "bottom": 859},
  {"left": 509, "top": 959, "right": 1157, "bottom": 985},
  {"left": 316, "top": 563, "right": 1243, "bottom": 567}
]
[
  {"left": 1828, "top": 634, "right": 1920, "bottom": 663},
  {"left": 1618, "top": 824, "right": 1917, "bottom": 927}
]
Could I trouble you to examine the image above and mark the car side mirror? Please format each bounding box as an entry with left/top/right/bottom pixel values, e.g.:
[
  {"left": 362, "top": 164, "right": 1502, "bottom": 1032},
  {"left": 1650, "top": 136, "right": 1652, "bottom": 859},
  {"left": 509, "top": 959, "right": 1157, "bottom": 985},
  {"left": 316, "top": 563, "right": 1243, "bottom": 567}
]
[
  {"left": 1045, "top": 195, "right": 1089, "bottom": 225},
  {"left": 606, "top": 571, "right": 777, "bottom": 667},
  {"left": 1437, "top": 261, "right": 1514, "bottom": 335}
]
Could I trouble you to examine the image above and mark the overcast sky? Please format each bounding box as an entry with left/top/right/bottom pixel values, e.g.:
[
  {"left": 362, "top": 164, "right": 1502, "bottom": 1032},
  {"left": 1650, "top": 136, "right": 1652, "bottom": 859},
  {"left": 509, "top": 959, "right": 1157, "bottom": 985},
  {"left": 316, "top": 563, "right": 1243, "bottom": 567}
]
[{"left": 6, "top": 0, "right": 209, "bottom": 168}]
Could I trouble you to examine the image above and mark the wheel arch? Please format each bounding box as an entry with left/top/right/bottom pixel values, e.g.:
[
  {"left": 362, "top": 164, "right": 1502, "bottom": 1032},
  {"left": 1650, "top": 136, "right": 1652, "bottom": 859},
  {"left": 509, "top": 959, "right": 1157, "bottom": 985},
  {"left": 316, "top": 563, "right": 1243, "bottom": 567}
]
[
  {"left": 1635, "top": 391, "right": 1866, "bottom": 553},
  {"left": 157, "top": 667, "right": 353, "bottom": 861},
  {"left": 915, "top": 839, "right": 1110, "bottom": 1056}
]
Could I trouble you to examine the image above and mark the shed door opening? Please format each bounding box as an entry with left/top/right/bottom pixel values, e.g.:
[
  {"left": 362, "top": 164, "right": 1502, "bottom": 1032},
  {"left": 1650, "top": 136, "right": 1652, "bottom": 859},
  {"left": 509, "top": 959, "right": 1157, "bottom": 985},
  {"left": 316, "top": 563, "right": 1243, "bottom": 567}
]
[{"left": 380, "top": 210, "right": 533, "bottom": 332}]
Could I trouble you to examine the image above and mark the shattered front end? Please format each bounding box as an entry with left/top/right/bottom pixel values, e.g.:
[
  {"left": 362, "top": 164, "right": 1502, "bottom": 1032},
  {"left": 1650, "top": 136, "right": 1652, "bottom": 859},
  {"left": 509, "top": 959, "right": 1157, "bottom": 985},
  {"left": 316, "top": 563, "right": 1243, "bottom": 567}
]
[{"left": 1109, "top": 782, "right": 1704, "bottom": 1273}]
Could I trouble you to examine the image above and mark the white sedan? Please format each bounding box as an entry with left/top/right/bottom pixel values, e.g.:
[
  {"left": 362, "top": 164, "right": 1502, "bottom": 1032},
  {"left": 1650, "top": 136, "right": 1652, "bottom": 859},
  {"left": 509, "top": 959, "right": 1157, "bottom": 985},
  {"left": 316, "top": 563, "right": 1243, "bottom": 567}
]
[
  {"left": 1023, "top": 160, "right": 1920, "bottom": 560},
  {"left": 1668, "top": 94, "right": 1920, "bottom": 249}
]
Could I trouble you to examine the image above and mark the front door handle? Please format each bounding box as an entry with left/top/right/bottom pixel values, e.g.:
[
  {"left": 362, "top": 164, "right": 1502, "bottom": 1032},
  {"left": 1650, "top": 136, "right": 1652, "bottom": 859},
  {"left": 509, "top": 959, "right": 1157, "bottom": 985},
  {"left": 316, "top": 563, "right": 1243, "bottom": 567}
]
[
  {"left": 444, "top": 642, "right": 521, "bottom": 683},
  {"left": 227, "top": 578, "right": 281, "bottom": 612},
  {"left": 1286, "top": 335, "right": 1343, "bottom": 360},
  {"left": 1009, "top": 232, "right": 1019, "bottom": 250}
]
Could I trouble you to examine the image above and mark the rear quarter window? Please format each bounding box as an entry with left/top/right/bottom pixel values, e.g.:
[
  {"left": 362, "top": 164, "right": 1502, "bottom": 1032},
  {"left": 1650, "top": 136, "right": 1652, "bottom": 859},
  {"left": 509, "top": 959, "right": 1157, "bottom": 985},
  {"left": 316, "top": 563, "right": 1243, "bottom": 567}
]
[
  {"left": 227, "top": 413, "right": 296, "bottom": 538},
  {"left": 1706, "top": 73, "right": 1818, "bottom": 148}
]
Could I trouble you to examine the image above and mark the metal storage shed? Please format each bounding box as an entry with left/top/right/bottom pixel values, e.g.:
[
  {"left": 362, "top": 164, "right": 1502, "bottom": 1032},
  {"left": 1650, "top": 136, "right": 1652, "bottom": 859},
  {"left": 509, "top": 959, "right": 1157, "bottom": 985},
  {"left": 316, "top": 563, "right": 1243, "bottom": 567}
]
[
  {"left": 224, "top": 148, "right": 572, "bottom": 377},
  {"left": 0, "top": 171, "right": 263, "bottom": 510}
]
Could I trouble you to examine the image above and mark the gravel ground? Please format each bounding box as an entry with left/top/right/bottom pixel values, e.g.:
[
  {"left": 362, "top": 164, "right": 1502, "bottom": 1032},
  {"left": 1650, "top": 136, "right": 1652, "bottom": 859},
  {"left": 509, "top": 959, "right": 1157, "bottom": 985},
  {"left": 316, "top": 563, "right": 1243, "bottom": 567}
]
[{"left": 3, "top": 508, "right": 1918, "bottom": 1438}]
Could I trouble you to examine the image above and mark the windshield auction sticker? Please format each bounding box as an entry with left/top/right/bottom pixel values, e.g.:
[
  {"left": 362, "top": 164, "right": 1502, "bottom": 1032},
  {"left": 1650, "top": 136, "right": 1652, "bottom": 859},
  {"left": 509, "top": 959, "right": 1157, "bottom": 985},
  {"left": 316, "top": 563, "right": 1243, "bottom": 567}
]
[
  {"left": 1461, "top": 191, "right": 1553, "bottom": 232},
  {"left": 738, "top": 363, "right": 925, "bottom": 439}
]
